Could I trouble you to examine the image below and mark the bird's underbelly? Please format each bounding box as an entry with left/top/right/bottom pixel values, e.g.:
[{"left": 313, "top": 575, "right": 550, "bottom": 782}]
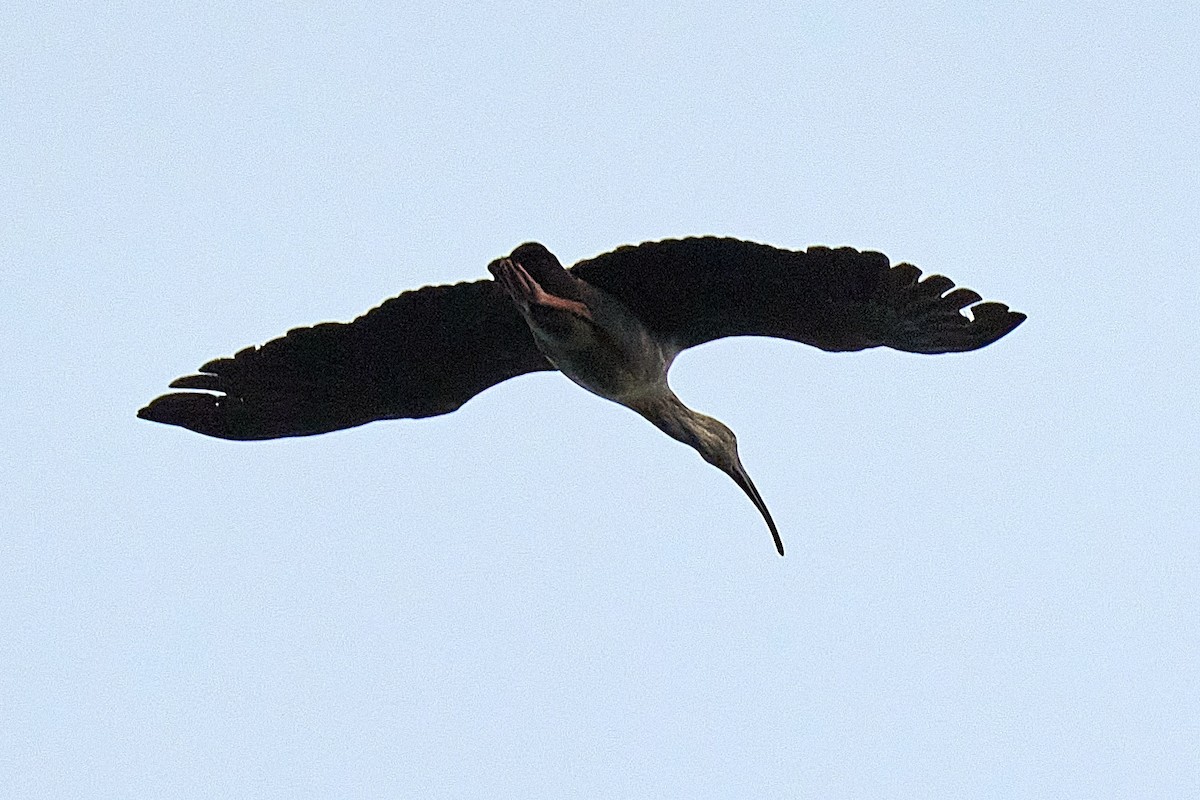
[{"left": 529, "top": 312, "right": 670, "bottom": 406}]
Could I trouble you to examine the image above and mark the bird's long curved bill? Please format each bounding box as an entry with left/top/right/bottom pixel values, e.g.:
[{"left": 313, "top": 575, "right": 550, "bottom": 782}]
[{"left": 727, "top": 461, "right": 784, "bottom": 556}]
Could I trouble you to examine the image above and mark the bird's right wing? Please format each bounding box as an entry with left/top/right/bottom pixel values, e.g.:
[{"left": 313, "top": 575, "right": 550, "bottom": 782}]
[
  {"left": 571, "top": 237, "right": 1025, "bottom": 354},
  {"left": 138, "top": 279, "right": 553, "bottom": 440}
]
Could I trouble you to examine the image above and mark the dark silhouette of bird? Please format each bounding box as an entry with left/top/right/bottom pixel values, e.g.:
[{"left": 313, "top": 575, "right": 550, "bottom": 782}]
[{"left": 139, "top": 237, "right": 1025, "bottom": 555}]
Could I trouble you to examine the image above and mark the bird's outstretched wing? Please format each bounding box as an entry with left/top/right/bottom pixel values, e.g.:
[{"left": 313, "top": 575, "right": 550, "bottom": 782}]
[
  {"left": 138, "top": 279, "right": 553, "bottom": 440},
  {"left": 571, "top": 237, "right": 1025, "bottom": 354}
]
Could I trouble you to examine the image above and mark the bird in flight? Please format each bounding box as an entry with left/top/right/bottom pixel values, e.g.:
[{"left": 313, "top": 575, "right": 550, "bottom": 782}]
[{"left": 139, "top": 237, "right": 1025, "bottom": 555}]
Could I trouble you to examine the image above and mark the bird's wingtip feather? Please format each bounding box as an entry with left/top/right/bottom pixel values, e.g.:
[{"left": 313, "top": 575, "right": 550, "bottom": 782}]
[
  {"left": 168, "top": 373, "right": 224, "bottom": 391},
  {"left": 137, "top": 392, "right": 229, "bottom": 437}
]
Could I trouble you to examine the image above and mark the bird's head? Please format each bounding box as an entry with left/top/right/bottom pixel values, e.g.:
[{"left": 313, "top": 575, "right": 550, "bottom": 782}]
[
  {"left": 687, "top": 414, "right": 784, "bottom": 557},
  {"left": 635, "top": 395, "right": 785, "bottom": 556}
]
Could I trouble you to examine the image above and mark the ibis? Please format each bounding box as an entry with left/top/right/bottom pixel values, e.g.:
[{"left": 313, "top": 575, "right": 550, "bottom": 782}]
[{"left": 139, "top": 237, "right": 1026, "bottom": 555}]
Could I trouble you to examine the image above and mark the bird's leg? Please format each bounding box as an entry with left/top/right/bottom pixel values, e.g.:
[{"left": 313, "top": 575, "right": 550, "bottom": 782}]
[{"left": 490, "top": 258, "right": 593, "bottom": 320}]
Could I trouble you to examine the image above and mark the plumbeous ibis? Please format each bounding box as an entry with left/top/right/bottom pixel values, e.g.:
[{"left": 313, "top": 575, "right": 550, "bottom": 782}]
[{"left": 139, "top": 237, "right": 1026, "bottom": 555}]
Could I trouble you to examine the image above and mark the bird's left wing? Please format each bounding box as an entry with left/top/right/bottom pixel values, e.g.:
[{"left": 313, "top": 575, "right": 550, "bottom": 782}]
[
  {"left": 571, "top": 237, "right": 1025, "bottom": 354},
  {"left": 139, "top": 279, "right": 553, "bottom": 440}
]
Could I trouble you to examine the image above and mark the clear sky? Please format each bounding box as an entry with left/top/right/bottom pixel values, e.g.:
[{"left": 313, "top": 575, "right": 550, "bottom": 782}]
[{"left": 4, "top": 2, "right": 1197, "bottom": 797}]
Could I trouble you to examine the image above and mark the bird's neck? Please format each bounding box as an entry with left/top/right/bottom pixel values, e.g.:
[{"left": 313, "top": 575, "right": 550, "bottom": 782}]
[{"left": 630, "top": 393, "right": 722, "bottom": 463}]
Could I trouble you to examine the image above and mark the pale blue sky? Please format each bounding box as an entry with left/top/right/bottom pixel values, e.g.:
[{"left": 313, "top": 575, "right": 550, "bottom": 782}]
[{"left": 3, "top": 2, "right": 1197, "bottom": 797}]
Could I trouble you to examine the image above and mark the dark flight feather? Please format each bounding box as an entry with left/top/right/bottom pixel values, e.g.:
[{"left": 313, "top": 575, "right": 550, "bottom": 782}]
[
  {"left": 138, "top": 278, "right": 552, "bottom": 440},
  {"left": 571, "top": 237, "right": 1026, "bottom": 354}
]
